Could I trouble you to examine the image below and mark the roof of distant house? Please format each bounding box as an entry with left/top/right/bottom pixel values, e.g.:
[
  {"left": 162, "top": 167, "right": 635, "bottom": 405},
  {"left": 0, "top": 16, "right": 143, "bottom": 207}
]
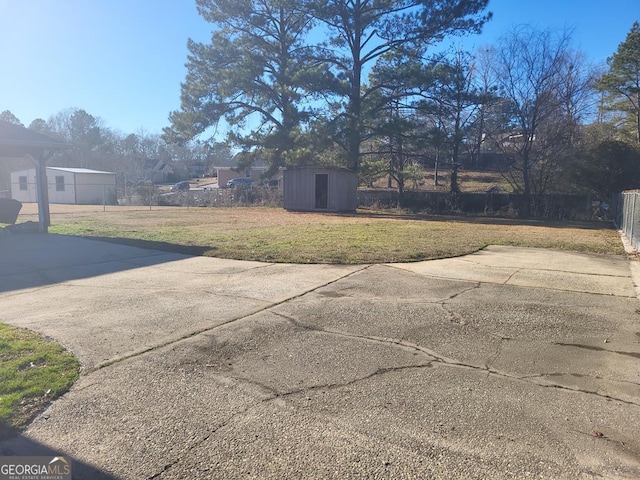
[{"left": 142, "top": 159, "right": 173, "bottom": 171}]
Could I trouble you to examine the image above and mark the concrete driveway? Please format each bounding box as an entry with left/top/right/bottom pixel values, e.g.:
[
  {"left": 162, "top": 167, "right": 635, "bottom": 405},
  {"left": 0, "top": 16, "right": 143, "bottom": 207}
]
[{"left": 0, "top": 234, "right": 639, "bottom": 479}]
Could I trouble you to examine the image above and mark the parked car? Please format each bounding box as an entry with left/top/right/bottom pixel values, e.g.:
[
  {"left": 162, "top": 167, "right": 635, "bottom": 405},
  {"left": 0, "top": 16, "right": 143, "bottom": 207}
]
[
  {"left": 261, "top": 179, "right": 279, "bottom": 187},
  {"left": 170, "top": 181, "right": 190, "bottom": 191},
  {"left": 227, "top": 178, "right": 252, "bottom": 188}
]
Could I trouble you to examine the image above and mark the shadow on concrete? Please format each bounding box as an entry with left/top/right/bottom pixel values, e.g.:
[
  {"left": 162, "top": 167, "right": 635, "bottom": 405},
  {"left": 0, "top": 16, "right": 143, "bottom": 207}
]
[
  {"left": 77, "top": 235, "right": 215, "bottom": 257},
  {"left": 0, "top": 233, "right": 202, "bottom": 294},
  {"left": 0, "top": 427, "right": 117, "bottom": 479}
]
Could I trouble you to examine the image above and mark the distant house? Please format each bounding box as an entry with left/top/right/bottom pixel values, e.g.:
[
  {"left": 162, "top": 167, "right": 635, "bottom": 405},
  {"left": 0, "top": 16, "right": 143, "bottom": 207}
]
[
  {"left": 142, "top": 159, "right": 174, "bottom": 183},
  {"left": 189, "top": 164, "right": 207, "bottom": 178},
  {"left": 215, "top": 166, "right": 270, "bottom": 187},
  {"left": 283, "top": 167, "right": 357, "bottom": 212},
  {"left": 11, "top": 167, "right": 117, "bottom": 205}
]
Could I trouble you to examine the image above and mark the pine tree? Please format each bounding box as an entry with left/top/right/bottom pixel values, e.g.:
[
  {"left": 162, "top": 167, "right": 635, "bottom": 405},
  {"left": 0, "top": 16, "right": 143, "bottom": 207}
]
[
  {"left": 597, "top": 21, "right": 640, "bottom": 144},
  {"left": 164, "top": 0, "right": 317, "bottom": 174}
]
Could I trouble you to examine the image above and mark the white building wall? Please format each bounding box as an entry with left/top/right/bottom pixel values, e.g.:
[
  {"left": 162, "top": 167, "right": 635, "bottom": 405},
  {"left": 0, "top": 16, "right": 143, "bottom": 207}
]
[
  {"left": 74, "top": 172, "right": 116, "bottom": 204},
  {"left": 10, "top": 169, "right": 37, "bottom": 203},
  {"left": 47, "top": 169, "right": 76, "bottom": 204},
  {"left": 10, "top": 167, "right": 117, "bottom": 205}
]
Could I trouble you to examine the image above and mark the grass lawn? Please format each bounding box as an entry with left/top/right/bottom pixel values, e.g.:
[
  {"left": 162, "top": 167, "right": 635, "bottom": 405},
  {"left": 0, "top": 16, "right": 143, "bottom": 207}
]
[
  {"left": 13, "top": 204, "right": 625, "bottom": 264},
  {"left": 0, "top": 324, "right": 79, "bottom": 440}
]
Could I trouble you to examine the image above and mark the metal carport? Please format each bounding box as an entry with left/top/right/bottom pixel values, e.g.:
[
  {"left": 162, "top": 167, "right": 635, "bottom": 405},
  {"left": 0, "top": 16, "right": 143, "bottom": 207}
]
[{"left": 0, "top": 120, "right": 71, "bottom": 232}]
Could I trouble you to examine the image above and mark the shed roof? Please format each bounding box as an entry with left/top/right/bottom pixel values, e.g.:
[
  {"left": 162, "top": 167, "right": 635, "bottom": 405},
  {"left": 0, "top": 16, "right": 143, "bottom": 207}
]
[
  {"left": 214, "top": 165, "right": 268, "bottom": 170},
  {"left": 284, "top": 165, "right": 356, "bottom": 173},
  {"left": 48, "top": 167, "right": 115, "bottom": 175}
]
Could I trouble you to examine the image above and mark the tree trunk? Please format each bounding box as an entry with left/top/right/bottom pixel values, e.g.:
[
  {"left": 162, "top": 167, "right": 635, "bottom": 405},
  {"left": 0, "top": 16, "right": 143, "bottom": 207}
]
[{"left": 450, "top": 162, "right": 460, "bottom": 194}]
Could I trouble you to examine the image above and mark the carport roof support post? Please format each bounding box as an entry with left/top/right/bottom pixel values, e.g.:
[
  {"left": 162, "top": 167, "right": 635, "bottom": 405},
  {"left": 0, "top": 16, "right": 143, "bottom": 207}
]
[{"left": 31, "top": 154, "right": 51, "bottom": 232}]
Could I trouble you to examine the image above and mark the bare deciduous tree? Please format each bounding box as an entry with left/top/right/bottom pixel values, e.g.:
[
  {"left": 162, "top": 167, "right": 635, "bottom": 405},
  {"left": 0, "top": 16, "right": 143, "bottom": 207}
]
[{"left": 486, "top": 26, "right": 595, "bottom": 214}]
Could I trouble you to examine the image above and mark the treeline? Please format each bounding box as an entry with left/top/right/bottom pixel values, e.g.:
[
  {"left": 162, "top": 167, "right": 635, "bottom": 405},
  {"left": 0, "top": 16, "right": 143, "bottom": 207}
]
[
  {"left": 0, "top": 108, "right": 231, "bottom": 185},
  {"left": 164, "top": 0, "right": 639, "bottom": 206}
]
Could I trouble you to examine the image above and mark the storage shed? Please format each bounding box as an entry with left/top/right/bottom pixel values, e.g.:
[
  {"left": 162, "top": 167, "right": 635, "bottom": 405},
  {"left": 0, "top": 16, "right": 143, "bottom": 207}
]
[
  {"left": 11, "top": 167, "right": 116, "bottom": 205},
  {"left": 283, "top": 167, "right": 358, "bottom": 212}
]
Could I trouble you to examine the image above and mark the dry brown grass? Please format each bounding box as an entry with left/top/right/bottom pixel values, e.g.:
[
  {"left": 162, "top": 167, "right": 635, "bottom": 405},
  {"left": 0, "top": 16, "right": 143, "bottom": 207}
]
[
  {"left": 15, "top": 203, "right": 624, "bottom": 264},
  {"left": 371, "top": 170, "right": 512, "bottom": 193}
]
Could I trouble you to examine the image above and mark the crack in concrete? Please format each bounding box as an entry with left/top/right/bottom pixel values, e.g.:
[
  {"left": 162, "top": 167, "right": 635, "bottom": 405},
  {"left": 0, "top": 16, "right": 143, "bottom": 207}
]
[
  {"left": 485, "top": 340, "right": 505, "bottom": 369},
  {"left": 146, "top": 375, "right": 279, "bottom": 479},
  {"left": 271, "top": 312, "right": 640, "bottom": 408},
  {"left": 272, "top": 311, "right": 442, "bottom": 360},
  {"left": 503, "top": 268, "right": 521, "bottom": 285},
  {"left": 441, "top": 282, "right": 482, "bottom": 301},
  {"left": 177, "top": 354, "right": 640, "bottom": 480},
  {"left": 147, "top": 308, "right": 640, "bottom": 477},
  {"left": 153, "top": 363, "right": 425, "bottom": 478},
  {"left": 145, "top": 420, "right": 224, "bottom": 479},
  {"left": 206, "top": 370, "right": 281, "bottom": 398},
  {"left": 458, "top": 256, "right": 631, "bottom": 280},
  {"left": 150, "top": 360, "right": 423, "bottom": 479},
  {"left": 90, "top": 266, "right": 370, "bottom": 372},
  {"left": 529, "top": 381, "right": 640, "bottom": 407},
  {"left": 389, "top": 263, "right": 635, "bottom": 298},
  {"left": 277, "top": 364, "right": 433, "bottom": 399},
  {"left": 145, "top": 362, "right": 434, "bottom": 479},
  {"left": 520, "top": 372, "right": 640, "bottom": 388}
]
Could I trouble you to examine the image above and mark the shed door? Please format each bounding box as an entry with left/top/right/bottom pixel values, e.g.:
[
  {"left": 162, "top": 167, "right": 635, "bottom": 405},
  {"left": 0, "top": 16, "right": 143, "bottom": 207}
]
[{"left": 315, "top": 173, "right": 328, "bottom": 209}]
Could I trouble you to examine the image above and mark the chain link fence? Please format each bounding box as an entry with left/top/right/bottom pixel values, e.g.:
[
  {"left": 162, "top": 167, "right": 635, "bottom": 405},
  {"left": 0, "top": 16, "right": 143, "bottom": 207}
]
[
  {"left": 3, "top": 179, "right": 283, "bottom": 209},
  {"left": 118, "top": 184, "right": 283, "bottom": 208},
  {"left": 5, "top": 177, "right": 630, "bottom": 228},
  {"left": 7, "top": 179, "right": 117, "bottom": 205},
  {"left": 620, "top": 190, "right": 640, "bottom": 251},
  {"left": 357, "top": 189, "right": 611, "bottom": 221}
]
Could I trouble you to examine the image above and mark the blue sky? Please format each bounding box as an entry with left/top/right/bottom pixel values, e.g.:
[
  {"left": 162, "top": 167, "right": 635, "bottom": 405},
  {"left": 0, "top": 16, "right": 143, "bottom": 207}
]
[{"left": 0, "top": 0, "right": 638, "bottom": 137}]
